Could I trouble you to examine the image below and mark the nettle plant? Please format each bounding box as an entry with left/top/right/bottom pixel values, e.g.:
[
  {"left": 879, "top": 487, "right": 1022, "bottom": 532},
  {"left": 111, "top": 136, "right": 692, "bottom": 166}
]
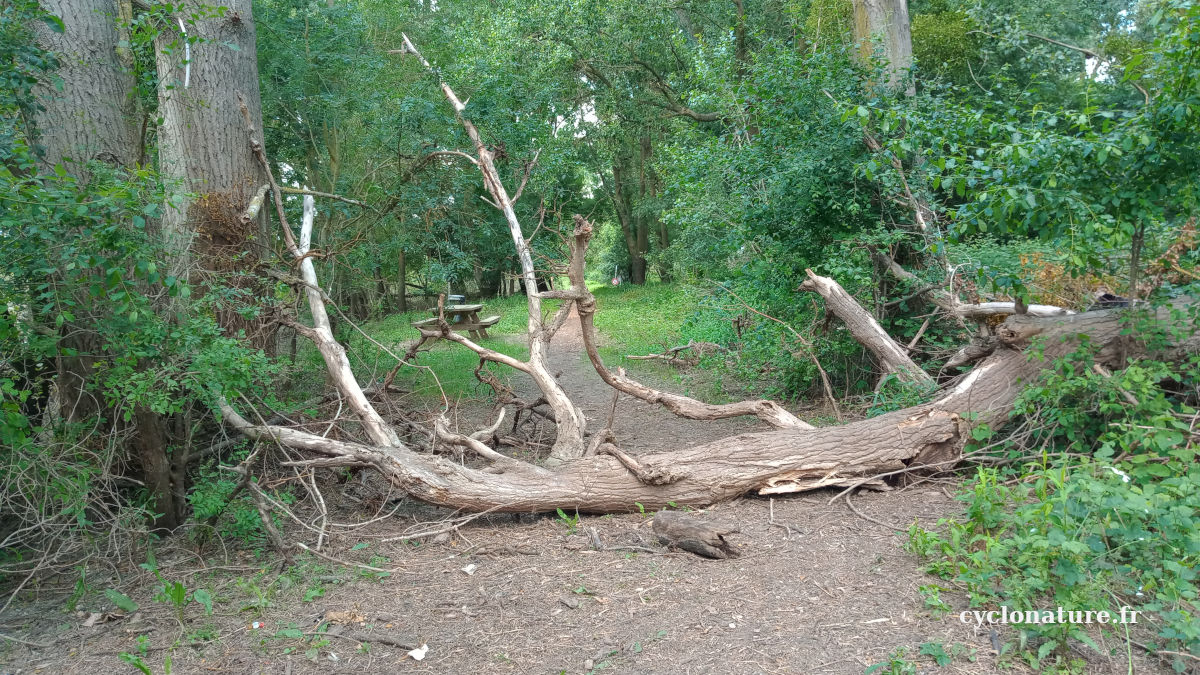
[{"left": 907, "top": 306, "right": 1200, "bottom": 671}]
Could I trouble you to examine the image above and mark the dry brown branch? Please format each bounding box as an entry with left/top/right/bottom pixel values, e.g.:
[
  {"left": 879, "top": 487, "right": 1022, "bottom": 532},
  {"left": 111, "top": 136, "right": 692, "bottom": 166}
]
[
  {"left": 238, "top": 93, "right": 297, "bottom": 253},
  {"left": 543, "top": 218, "right": 815, "bottom": 432},
  {"left": 844, "top": 489, "right": 906, "bottom": 531},
  {"left": 626, "top": 340, "right": 725, "bottom": 366},
  {"left": 239, "top": 183, "right": 269, "bottom": 225},
  {"left": 797, "top": 268, "right": 934, "bottom": 388},
  {"left": 652, "top": 510, "right": 739, "bottom": 559},
  {"left": 511, "top": 148, "right": 541, "bottom": 203},
  {"left": 768, "top": 498, "right": 802, "bottom": 538}
]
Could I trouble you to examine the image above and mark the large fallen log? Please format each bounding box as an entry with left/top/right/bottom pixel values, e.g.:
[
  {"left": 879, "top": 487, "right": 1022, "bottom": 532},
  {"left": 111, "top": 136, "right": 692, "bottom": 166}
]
[
  {"left": 221, "top": 38, "right": 1193, "bottom": 518},
  {"left": 220, "top": 302, "right": 1166, "bottom": 511},
  {"left": 219, "top": 215, "right": 1192, "bottom": 512}
]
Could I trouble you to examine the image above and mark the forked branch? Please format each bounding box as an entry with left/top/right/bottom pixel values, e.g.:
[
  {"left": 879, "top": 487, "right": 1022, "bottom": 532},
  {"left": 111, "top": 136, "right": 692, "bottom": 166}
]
[
  {"left": 393, "top": 34, "right": 587, "bottom": 462},
  {"left": 565, "top": 216, "right": 814, "bottom": 430}
]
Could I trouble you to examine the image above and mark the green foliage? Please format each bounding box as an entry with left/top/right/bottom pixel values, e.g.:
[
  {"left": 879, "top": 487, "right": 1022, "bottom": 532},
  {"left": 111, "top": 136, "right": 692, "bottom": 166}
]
[
  {"left": 119, "top": 635, "right": 155, "bottom": 675},
  {"left": 0, "top": 157, "right": 273, "bottom": 563},
  {"left": 0, "top": 0, "right": 58, "bottom": 159},
  {"left": 105, "top": 588, "right": 140, "bottom": 613},
  {"left": 591, "top": 283, "right": 697, "bottom": 358},
  {"left": 907, "top": 312, "right": 1200, "bottom": 669},
  {"left": 865, "top": 647, "right": 916, "bottom": 674},
  {"left": 912, "top": 11, "right": 983, "bottom": 82},
  {"left": 868, "top": 375, "right": 938, "bottom": 418},
  {"left": 188, "top": 456, "right": 269, "bottom": 546},
  {"left": 555, "top": 508, "right": 580, "bottom": 535},
  {"left": 854, "top": 2, "right": 1200, "bottom": 298}
]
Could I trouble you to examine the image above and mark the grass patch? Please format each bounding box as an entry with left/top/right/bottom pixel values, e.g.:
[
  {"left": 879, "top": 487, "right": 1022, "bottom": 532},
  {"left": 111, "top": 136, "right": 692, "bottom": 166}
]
[
  {"left": 590, "top": 282, "right": 697, "bottom": 357},
  {"left": 587, "top": 282, "right": 737, "bottom": 402},
  {"left": 290, "top": 294, "right": 559, "bottom": 401},
  {"left": 286, "top": 284, "right": 731, "bottom": 403}
]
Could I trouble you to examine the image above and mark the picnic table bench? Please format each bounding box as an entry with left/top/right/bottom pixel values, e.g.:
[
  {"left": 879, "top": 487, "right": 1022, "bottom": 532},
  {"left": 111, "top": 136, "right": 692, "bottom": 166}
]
[{"left": 411, "top": 303, "right": 500, "bottom": 339}]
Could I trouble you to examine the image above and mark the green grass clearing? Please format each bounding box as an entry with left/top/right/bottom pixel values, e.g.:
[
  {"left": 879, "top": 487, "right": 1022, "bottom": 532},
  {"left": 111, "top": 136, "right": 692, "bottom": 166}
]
[{"left": 288, "top": 284, "right": 721, "bottom": 402}]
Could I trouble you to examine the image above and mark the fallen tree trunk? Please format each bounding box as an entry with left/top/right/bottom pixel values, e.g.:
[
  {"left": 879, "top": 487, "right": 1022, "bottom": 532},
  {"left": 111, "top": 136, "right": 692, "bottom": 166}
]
[
  {"left": 873, "top": 251, "right": 1074, "bottom": 318},
  {"left": 220, "top": 209, "right": 1192, "bottom": 512},
  {"left": 221, "top": 303, "right": 1166, "bottom": 511},
  {"left": 797, "top": 269, "right": 934, "bottom": 387},
  {"left": 220, "top": 38, "right": 1193, "bottom": 519}
]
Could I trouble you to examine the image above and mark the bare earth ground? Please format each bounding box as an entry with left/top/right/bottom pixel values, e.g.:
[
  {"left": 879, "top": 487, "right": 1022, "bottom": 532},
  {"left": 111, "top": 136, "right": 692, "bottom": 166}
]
[{"left": 0, "top": 312, "right": 1174, "bottom": 674}]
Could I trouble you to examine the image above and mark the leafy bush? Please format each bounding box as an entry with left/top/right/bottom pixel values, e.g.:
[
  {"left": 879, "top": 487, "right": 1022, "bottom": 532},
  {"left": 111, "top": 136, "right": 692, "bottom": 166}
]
[
  {"left": 907, "top": 307, "right": 1200, "bottom": 670},
  {"left": 188, "top": 456, "right": 268, "bottom": 546}
]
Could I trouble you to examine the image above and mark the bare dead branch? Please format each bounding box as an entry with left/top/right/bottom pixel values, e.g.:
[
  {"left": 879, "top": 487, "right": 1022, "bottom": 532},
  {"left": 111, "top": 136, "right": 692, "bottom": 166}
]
[
  {"left": 797, "top": 268, "right": 934, "bottom": 387},
  {"left": 713, "top": 281, "right": 842, "bottom": 421},
  {"left": 422, "top": 149, "right": 480, "bottom": 166},
  {"left": 511, "top": 148, "right": 541, "bottom": 203},
  {"left": 393, "top": 34, "right": 587, "bottom": 462},
  {"left": 873, "top": 251, "right": 1073, "bottom": 318},
  {"left": 278, "top": 186, "right": 375, "bottom": 210},
  {"left": 239, "top": 183, "right": 269, "bottom": 225},
  {"left": 566, "top": 216, "right": 815, "bottom": 430}
]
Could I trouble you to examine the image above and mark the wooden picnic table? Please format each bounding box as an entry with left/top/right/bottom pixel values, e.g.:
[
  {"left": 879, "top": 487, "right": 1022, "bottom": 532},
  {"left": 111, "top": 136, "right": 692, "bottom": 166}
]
[{"left": 411, "top": 303, "right": 501, "bottom": 340}]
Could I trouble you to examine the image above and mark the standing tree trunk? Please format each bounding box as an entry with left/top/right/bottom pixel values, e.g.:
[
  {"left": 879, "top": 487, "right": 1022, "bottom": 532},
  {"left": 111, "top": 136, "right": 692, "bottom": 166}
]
[
  {"left": 33, "top": 0, "right": 139, "bottom": 174},
  {"left": 33, "top": 0, "right": 190, "bottom": 530},
  {"left": 852, "top": 0, "right": 914, "bottom": 95},
  {"left": 34, "top": 0, "right": 140, "bottom": 425},
  {"left": 610, "top": 155, "right": 650, "bottom": 285},
  {"left": 145, "top": 0, "right": 270, "bottom": 528},
  {"left": 397, "top": 248, "right": 408, "bottom": 312},
  {"left": 154, "top": 0, "right": 272, "bottom": 347}
]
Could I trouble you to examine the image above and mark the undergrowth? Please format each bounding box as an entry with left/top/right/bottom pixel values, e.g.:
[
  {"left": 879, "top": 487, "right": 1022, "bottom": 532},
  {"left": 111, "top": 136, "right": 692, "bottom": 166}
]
[{"left": 906, "top": 305, "right": 1200, "bottom": 672}]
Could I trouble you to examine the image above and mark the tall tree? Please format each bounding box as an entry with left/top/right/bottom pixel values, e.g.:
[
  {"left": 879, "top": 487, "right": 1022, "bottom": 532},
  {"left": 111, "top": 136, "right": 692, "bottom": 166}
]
[
  {"left": 140, "top": 0, "right": 271, "bottom": 527},
  {"left": 32, "top": 0, "right": 140, "bottom": 425},
  {"left": 852, "top": 0, "right": 914, "bottom": 94},
  {"left": 154, "top": 0, "right": 270, "bottom": 340},
  {"left": 33, "top": 0, "right": 139, "bottom": 175}
]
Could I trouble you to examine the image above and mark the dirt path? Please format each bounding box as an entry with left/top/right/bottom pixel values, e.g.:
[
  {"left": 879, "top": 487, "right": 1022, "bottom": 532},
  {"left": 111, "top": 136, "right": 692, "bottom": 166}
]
[
  {"left": 540, "top": 307, "right": 762, "bottom": 454},
  {"left": 1, "top": 313, "right": 1165, "bottom": 674}
]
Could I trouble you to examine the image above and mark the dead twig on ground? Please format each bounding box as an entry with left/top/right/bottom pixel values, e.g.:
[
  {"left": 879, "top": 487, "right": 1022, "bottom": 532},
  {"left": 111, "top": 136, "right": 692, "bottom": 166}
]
[
  {"left": 768, "top": 498, "right": 802, "bottom": 538},
  {"left": 844, "top": 489, "right": 906, "bottom": 532}
]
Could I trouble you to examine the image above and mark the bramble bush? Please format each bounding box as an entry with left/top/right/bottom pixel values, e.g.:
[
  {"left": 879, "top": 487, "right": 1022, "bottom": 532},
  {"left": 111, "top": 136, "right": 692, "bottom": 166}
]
[{"left": 907, "top": 305, "right": 1200, "bottom": 671}]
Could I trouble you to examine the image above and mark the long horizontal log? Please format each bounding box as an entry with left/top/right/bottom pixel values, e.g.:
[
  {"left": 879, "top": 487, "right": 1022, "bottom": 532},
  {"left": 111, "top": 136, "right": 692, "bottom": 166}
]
[
  {"left": 221, "top": 299, "right": 1189, "bottom": 512},
  {"left": 873, "top": 252, "right": 1074, "bottom": 318}
]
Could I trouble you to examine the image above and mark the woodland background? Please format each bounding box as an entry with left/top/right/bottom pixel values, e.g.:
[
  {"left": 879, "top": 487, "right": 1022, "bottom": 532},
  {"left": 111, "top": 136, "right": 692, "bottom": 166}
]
[{"left": 1, "top": 0, "right": 1198, "bottom": 670}]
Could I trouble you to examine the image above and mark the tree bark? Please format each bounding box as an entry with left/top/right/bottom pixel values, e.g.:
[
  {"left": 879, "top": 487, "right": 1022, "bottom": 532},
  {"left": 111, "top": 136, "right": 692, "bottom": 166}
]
[
  {"left": 131, "top": 406, "right": 184, "bottom": 531},
  {"left": 658, "top": 220, "right": 672, "bottom": 282},
  {"left": 34, "top": 0, "right": 141, "bottom": 424},
  {"left": 33, "top": 0, "right": 139, "bottom": 175},
  {"left": 852, "top": 0, "right": 914, "bottom": 95},
  {"left": 155, "top": 0, "right": 273, "bottom": 349}
]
